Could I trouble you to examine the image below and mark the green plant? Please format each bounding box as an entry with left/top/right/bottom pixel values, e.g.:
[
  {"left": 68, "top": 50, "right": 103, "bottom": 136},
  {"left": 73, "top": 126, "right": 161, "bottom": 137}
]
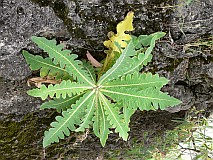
[{"left": 23, "top": 12, "right": 181, "bottom": 148}]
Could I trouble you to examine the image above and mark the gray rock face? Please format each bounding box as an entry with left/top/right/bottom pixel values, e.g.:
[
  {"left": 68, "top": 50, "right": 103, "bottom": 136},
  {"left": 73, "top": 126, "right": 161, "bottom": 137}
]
[
  {"left": 171, "top": 0, "right": 213, "bottom": 42},
  {"left": 0, "top": 0, "right": 66, "bottom": 115},
  {"left": 0, "top": 0, "right": 66, "bottom": 80},
  {"left": 0, "top": 78, "right": 41, "bottom": 116},
  {"left": 0, "top": 0, "right": 212, "bottom": 159},
  {"left": 150, "top": 40, "right": 213, "bottom": 113},
  {"left": 0, "top": 0, "right": 212, "bottom": 115}
]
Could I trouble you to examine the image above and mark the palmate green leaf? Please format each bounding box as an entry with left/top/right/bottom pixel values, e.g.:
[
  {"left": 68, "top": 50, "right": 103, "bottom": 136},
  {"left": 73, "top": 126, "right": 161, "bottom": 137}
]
[
  {"left": 22, "top": 11, "right": 183, "bottom": 149},
  {"left": 31, "top": 36, "right": 95, "bottom": 86},
  {"left": 101, "top": 87, "right": 181, "bottom": 111},
  {"left": 102, "top": 72, "right": 168, "bottom": 90},
  {"left": 27, "top": 80, "right": 92, "bottom": 100},
  {"left": 99, "top": 93, "right": 129, "bottom": 140},
  {"left": 43, "top": 90, "right": 95, "bottom": 148},
  {"left": 22, "top": 50, "right": 71, "bottom": 80},
  {"left": 40, "top": 93, "right": 85, "bottom": 112}
]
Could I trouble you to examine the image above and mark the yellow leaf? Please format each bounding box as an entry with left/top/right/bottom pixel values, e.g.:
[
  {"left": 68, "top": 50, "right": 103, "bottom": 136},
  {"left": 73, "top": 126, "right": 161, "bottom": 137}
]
[
  {"left": 98, "top": 12, "right": 135, "bottom": 79},
  {"left": 103, "top": 11, "right": 134, "bottom": 52}
]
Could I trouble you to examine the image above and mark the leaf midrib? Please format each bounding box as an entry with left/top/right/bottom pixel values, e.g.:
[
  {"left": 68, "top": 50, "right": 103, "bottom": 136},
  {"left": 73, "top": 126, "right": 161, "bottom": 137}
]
[
  {"left": 36, "top": 38, "right": 95, "bottom": 87},
  {"left": 101, "top": 89, "right": 176, "bottom": 102},
  {"left": 99, "top": 96, "right": 107, "bottom": 141},
  {"left": 42, "top": 86, "right": 92, "bottom": 94},
  {"left": 51, "top": 93, "right": 84, "bottom": 106},
  {"left": 27, "top": 55, "right": 67, "bottom": 73},
  {"left": 76, "top": 95, "right": 96, "bottom": 131},
  {"left": 100, "top": 93, "right": 126, "bottom": 138},
  {"left": 102, "top": 81, "right": 162, "bottom": 88}
]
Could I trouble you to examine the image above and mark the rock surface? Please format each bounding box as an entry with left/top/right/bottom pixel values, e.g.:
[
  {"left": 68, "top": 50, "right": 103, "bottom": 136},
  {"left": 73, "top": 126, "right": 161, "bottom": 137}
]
[
  {"left": 0, "top": 0, "right": 212, "bottom": 159},
  {"left": 0, "top": 0, "right": 66, "bottom": 80}
]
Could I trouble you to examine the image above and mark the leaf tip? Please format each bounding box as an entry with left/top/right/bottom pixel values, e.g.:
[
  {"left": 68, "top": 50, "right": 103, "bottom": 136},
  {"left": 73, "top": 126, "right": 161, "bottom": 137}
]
[
  {"left": 26, "top": 89, "right": 34, "bottom": 97},
  {"left": 43, "top": 138, "right": 50, "bottom": 148},
  {"left": 31, "top": 35, "right": 38, "bottom": 41},
  {"left": 22, "top": 50, "right": 28, "bottom": 56}
]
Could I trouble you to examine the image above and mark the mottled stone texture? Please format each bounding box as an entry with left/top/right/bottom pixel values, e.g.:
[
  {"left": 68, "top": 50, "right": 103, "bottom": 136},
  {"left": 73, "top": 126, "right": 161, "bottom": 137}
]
[
  {"left": 0, "top": 0, "right": 66, "bottom": 80},
  {"left": 0, "top": 0, "right": 212, "bottom": 115},
  {"left": 0, "top": 0, "right": 212, "bottom": 159},
  {"left": 0, "top": 0, "right": 66, "bottom": 115}
]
